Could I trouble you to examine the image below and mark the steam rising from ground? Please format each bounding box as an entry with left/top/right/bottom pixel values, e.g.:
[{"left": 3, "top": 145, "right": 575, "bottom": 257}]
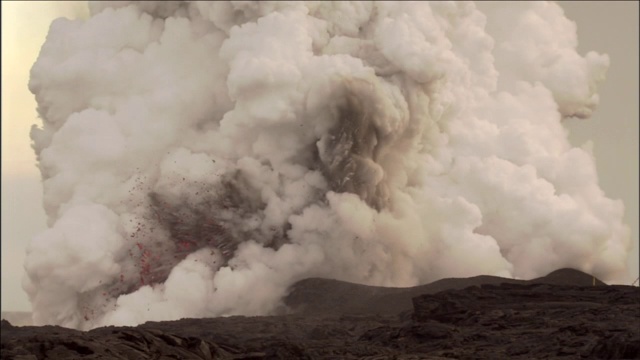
[{"left": 24, "top": 1, "right": 630, "bottom": 329}]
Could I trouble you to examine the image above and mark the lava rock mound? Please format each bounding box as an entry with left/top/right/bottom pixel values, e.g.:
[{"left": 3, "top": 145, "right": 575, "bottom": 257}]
[{"left": 2, "top": 269, "right": 638, "bottom": 359}]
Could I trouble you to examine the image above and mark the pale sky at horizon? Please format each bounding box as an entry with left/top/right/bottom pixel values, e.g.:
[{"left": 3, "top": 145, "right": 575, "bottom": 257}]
[{"left": 1, "top": 1, "right": 638, "bottom": 312}]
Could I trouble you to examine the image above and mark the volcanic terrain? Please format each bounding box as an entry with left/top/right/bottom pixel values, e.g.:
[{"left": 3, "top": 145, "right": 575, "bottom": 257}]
[{"left": 2, "top": 268, "right": 638, "bottom": 359}]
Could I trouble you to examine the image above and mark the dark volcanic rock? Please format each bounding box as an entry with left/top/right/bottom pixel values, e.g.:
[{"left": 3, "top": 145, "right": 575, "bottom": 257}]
[
  {"left": 2, "top": 269, "right": 638, "bottom": 359},
  {"left": 283, "top": 267, "right": 609, "bottom": 316},
  {"left": 411, "top": 283, "right": 639, "bottom": 359}
]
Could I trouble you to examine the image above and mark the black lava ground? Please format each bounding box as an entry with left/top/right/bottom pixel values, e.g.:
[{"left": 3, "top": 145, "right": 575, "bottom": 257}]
[{"left": 2, "top": 269, "right": 638, "bottom": 359}]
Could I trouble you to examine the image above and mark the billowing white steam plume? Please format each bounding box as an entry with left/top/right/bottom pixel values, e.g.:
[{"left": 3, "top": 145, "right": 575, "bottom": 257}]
[{"left": 25, "top": 1, "right": 630, "bottom": 329}]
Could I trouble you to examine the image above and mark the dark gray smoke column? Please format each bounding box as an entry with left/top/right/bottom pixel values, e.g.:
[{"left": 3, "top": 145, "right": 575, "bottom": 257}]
[
  {"left": 318, "top": 79, "right": 395, "bottom": 211},
  {"left": 24, "top": 1, "right": 630, "bottom": 329}
]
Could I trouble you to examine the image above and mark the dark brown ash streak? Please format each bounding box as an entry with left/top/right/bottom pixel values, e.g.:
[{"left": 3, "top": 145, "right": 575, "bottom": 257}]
[{"left": 317, "top": 82, "right": 391, "bottom": 211}]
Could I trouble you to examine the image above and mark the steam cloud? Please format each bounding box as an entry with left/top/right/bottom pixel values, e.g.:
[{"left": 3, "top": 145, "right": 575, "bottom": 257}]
[{"left": 24, "top": 1, "right": 630, "bottom": 329}]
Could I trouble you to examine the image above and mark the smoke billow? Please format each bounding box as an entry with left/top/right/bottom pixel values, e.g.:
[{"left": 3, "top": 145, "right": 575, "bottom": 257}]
[{"left": 24, "top": 1, "right": 630, "bottom": 329}]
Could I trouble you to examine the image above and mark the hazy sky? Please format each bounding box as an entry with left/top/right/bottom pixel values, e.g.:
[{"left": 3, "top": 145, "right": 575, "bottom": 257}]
[
  {"left": 2, "top": 1, "right": 638, "bottom": 312},
  {"left": 561, "top": 1, "right": 639, "bottom": 287}
]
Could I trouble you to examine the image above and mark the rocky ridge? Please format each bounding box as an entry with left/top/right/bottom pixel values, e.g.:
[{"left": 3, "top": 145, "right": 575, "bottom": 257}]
[{"left": 2, "top": 269, "right": 638, "bottom": 359}]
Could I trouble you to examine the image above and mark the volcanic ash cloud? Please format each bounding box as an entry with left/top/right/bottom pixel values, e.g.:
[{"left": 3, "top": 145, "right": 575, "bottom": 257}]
[{"left": 24, "top": 1, "right": 630, "bottom": 329}]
